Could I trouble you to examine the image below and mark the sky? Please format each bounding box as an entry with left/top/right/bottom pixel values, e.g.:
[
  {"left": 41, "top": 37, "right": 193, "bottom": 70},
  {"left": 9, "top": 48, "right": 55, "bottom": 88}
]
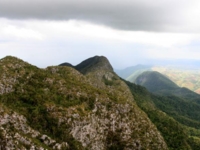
[{"left": 1, "top": 0, "right": 200, "bottom": 69}]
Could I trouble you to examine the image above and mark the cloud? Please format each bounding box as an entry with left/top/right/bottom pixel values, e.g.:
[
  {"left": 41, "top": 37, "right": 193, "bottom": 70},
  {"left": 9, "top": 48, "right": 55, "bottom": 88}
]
[
  {"left": 1, "top": 0, "right": 200, "bottom": 32},
  {"left": 1, "top": 18, "right": 200, "bottom": 69},
  {"left": 1, "top": 19, "right": 199, "bottom": 47}
]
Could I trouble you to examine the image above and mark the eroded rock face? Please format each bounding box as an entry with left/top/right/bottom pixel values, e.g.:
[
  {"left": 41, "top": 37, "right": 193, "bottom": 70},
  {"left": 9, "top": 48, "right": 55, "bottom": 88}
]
[
  {"left": 49, "top": 99, "right": 167, "bottom": 150},
  {"left": 0, "top": 105, "right": 69, "bottom": 150}
]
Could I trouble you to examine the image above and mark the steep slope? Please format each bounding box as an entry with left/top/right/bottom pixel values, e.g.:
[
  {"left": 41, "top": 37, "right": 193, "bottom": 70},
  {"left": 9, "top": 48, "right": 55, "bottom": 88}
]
[
  {"left": 134, "top": 71, "right": 200, "bottom": 131},
  {"left": 124, "top": 80, "right": 193, "bottom": 150},
  {"left": 0, "top": 56, "right": 167, "bottom": 150}
]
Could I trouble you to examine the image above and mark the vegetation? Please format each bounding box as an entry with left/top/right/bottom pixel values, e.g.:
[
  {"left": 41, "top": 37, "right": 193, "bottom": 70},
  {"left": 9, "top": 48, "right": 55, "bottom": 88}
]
[
  {"left": 125, "top": 79, "right": 200, "bottom": 149},
  {"left": 125, "top": 80, "right": 191, "bottom": 149}
]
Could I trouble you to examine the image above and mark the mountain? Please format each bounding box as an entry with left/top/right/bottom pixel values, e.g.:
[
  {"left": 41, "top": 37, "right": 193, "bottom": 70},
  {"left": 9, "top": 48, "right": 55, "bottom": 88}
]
[
  {"left": 134, "top": 71, "right": 200, "bottom": 132},
  {"left": 116, "top": 65, "right": 200, "bottom": 94},
  {"left": 135, "top": 71, "right": 200, "bottom": 102},
  {"left": 152, "top": 66, "right": 200, "bottom": 94},
  {"left": 124, "top": 80, "right": 193, "bottom": 150},
  {"left": 0, "top": 56, "right": 167, "bottom": 150}
]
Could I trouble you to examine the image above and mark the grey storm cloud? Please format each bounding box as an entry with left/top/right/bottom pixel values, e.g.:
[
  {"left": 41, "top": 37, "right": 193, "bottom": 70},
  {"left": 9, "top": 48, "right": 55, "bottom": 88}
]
[{"left": 0, "top": 0, "right": 200, "bottom": 32}]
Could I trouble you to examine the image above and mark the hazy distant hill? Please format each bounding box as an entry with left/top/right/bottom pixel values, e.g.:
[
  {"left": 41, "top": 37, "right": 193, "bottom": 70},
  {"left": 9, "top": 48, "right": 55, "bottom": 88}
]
[
  {"left": 116, "top": 65, "right": 200, "bottom": 94},
  {"left": 152, "top": 66, "right": 200, "bottom": 94},
  {"left": 134, "top": 71, "right": 200, "bottom": 128},
  {"left": 135, "top": 71, "right": 200, "bottom": 103}
]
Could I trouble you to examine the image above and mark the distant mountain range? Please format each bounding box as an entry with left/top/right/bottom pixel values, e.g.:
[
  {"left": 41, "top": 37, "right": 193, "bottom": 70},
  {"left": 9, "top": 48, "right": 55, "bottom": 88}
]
[
  {"left": 116, "top": 65, "right": 200, "bottom": 94},
  {"left": 0, "top": 56, "right": 200, "bottom": 149}
]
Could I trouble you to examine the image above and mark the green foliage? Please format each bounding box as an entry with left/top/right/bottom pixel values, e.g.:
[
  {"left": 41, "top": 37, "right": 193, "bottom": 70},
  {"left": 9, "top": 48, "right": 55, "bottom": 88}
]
[
  {"left": 148, "top": 110, "right": 191, "bottom": 150},
  {"left": 129, "top": 70, "right": 200, "bottom": 142},
  {"left": 125, "top": 80, "right": 192, "bottom": 150},
  {"left": 151, "top": 95, "right": 200, "bottom": 129},
  {"left": 188, "top": 136, "right": 200, "bottom": 150}
]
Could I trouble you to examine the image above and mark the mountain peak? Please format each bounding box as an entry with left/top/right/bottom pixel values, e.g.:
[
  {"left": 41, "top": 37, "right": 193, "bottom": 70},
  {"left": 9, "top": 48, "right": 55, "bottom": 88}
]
[{"left": 75, "top": 55, "right": 113, "bottom": 74}]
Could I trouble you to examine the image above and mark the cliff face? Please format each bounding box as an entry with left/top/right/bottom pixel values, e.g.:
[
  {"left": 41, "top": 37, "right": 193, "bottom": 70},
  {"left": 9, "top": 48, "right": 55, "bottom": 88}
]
[{"left": 0, "top": 56, "right": 167, "bottom": 149}]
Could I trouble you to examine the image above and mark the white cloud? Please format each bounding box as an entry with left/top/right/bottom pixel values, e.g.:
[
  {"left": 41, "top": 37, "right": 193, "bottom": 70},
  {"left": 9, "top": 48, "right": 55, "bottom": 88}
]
[
  {"left": 0, "top": 19, "right": 44, "bottom": 40},
  {"left": 1, "top": 18, "right": 200, "bottom": 68},
  {"left": 1, "top": 19, "right": 199, "bottom": 47}
]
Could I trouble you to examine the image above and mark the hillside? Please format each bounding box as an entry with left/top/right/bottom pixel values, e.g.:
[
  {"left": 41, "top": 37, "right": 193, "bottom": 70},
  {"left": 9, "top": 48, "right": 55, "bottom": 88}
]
[
  {"left": 135, "top": 71, "right": 200, "bottom": 102},
  {"left": 0, "top": 56, "right": 167, "bottom": 150},
  {"left": 133, "top": 70, "right": 200, "bottom": 148},
  {"left": 125, "top": 80, "right": 200, "bottom": 150},
  {"left": 152, "top": 66, "right": 200, "bottom": 94}
]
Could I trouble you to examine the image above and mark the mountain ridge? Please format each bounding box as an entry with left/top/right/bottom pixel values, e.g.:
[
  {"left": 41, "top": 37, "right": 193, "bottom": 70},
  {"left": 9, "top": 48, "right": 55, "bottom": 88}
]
[{"left": 0, "top": 56, "right": 168, "bottom": 150}]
